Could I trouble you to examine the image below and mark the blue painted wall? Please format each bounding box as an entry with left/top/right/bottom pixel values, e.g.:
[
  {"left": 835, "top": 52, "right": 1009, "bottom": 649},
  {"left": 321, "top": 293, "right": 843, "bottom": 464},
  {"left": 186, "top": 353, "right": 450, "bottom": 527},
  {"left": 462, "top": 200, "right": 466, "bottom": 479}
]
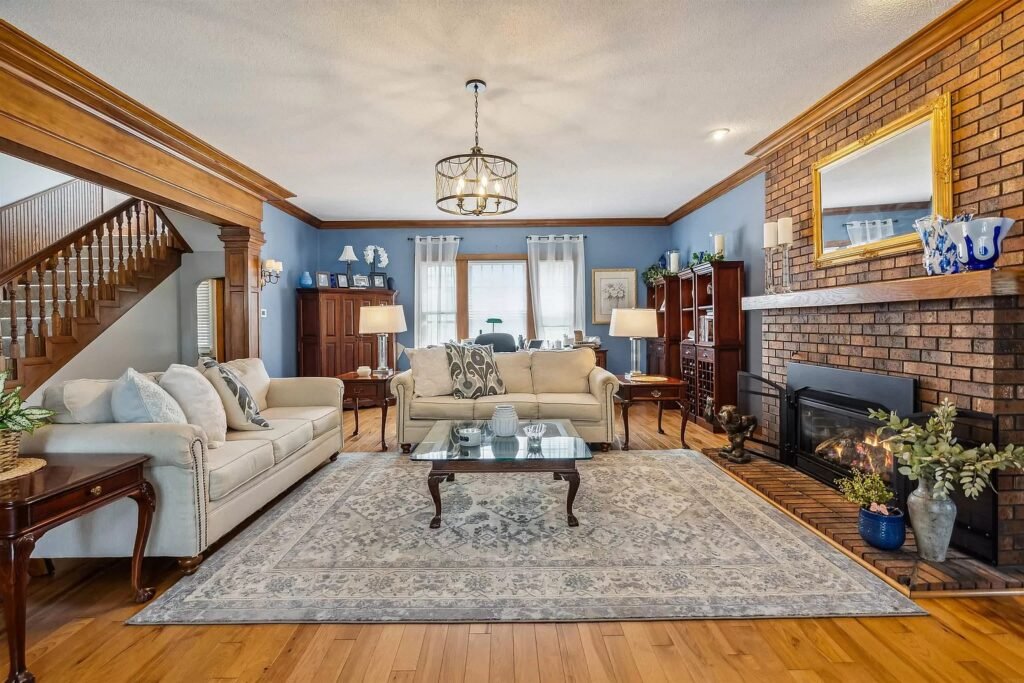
[
  {"left": 670, "top": 172, "right": 766, "bottom": 383},
  {"left": 260, "top": 203, "right": 319, "bottom": 377},
  {"left": 314, "top": 226, "right": 673, "bottom": 374}
]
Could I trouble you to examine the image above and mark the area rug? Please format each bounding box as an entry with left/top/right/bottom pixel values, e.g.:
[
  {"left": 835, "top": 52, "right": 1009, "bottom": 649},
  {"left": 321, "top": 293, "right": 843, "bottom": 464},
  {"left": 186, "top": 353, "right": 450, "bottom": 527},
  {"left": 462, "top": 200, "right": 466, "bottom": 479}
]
[{"left": 130, "top": 451, "right": 923, "bottom": 624}]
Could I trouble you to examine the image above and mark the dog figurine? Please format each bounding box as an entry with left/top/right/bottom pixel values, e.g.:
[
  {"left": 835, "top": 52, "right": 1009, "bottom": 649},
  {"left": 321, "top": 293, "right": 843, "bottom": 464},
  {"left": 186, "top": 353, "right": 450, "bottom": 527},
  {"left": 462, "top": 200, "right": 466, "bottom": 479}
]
[{"left": 715, "top": 404, "right": 757, "bottom": 464}]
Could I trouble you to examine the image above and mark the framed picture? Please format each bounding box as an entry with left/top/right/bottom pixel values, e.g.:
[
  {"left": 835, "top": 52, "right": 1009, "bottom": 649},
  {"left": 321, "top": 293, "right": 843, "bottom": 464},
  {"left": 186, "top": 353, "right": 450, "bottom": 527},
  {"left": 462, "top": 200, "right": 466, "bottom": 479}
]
[
  {"left": 333, "top": 273, "right": 349, "bottom": 288},
  {"left": 371, "top": 273, "right": 387, "bottom": 289},
  {"left": 591, "top": 268, "right": 637, "bottom": 325},
  {"left": 315, "top": 271, "right": 331, "bottom": 289},
  {"left": 352, "top": 274, "right": 370, "bottom": 288}
]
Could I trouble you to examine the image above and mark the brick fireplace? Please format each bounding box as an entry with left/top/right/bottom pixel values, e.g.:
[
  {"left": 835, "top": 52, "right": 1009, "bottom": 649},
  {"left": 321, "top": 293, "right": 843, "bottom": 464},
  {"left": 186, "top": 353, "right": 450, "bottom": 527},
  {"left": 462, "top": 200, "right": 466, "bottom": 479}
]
[{"left": 749, "top": 4, "right": 1024, "bottom": 565}]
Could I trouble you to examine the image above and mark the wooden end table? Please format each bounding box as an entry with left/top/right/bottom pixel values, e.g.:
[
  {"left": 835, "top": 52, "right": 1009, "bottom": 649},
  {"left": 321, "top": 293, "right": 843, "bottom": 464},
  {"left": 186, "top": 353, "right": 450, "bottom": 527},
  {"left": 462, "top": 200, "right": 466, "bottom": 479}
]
[
  {"left": 339, "top": 371, "right": 395, "bottom": 451},
  {"left": 0, "top": 453, "right": 154, "bottom": 683},
  {"left": 615, "top": 375, "right": 690, "bottom": 451}
]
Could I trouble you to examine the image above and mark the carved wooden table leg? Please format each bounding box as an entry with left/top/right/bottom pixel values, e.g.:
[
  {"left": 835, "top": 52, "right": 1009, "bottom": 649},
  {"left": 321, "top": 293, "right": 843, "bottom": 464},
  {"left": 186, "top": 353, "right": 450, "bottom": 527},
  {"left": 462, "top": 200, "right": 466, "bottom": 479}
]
[
  {"left": 380, "top": 399, "right": 389, "bottom": 451},
  {"left": 657, "top": 401, "right": 665, "bottom": 434},
  {"left": 352, "top": 398, "right": 360, "bottom": 436},
  {"left": 129, "top": 481, "right": 156, "bottom": 603},
  {"left": 563, "top": 469, "right": 580, "bottom": 527},
  {"left": 679, "top": 400, "right": 691, "bottom": 449},
  {"left": 428, "top": 471, "right": 447, "bottom": 529},
  {"left": 620, "top": 400, "right": 632, "bottom": 451},
  {"left": 0, "top": 534, "right": 37, "bottom": 683}
]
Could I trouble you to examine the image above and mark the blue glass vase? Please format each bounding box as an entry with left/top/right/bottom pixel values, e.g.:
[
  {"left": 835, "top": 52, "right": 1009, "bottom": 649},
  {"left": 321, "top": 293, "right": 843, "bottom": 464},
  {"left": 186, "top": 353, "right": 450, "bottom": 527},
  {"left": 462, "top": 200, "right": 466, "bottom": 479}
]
[
  {"left": 858, "top": 507, "right": 905, "bottom": 551},
  {"left": 299, "top": 271, "right": 314, "bottom": 288}
]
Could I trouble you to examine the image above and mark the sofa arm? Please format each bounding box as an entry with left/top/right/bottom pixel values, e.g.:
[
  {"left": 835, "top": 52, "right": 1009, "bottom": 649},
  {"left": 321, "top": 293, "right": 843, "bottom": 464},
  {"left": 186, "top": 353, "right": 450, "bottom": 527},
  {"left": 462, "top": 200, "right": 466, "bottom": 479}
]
[
  {"left": 20, "top": 422, "right": 206, "bottom": 470},
  {"left": 589, "top": 367, "right": 619, "bottom": 399},
  {"left": 390, "top": 370, "right": 413, "bottom": 399},
  {"left": 267, "top": 377, "right": 344, "bottom": 410}
]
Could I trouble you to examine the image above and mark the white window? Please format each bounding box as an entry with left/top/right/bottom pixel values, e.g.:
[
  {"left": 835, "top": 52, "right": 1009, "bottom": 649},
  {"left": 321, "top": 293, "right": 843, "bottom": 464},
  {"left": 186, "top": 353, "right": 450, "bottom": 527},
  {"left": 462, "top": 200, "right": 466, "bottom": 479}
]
[
  {"left": 467, "top": 260, "right": 529, "bottom": 339},
  {"left": 534, "top": 260, "right": 575, "bottom": 340},
  {"left": 416, "top": 262, "right": 457, "bottom": 347},
  {"left": 195, "top": 279, "right": 217, "bottom": 358}
]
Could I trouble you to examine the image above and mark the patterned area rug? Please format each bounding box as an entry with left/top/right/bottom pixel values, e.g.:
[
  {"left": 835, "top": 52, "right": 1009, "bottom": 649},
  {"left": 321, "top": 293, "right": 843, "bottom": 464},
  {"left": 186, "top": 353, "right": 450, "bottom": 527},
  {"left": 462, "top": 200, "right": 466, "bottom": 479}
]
[{"left": 131, "top": 451, "right": 923, "bottom": 623}]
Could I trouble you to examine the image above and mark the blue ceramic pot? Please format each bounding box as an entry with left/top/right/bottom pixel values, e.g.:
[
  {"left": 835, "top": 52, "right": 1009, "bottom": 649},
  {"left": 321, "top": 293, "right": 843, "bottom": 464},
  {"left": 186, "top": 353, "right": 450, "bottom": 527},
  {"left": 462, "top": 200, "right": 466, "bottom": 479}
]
[
  {"left": 858, "top": 507, "right": 905, "bottom": 551},
  {"left": 949, "top": 217, "right": 1015, "bottom": 271},
  {"left": 299, "top": 271, "right": 314, "bottom": 288}
]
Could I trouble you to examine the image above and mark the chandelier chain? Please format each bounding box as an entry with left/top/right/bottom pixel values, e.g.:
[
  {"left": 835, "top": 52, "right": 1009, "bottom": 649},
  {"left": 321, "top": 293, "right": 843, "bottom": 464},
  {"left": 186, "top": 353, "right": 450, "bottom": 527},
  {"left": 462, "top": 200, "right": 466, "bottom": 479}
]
[{"left": 473, "top": 84, "right": 479, "bottom": 148}]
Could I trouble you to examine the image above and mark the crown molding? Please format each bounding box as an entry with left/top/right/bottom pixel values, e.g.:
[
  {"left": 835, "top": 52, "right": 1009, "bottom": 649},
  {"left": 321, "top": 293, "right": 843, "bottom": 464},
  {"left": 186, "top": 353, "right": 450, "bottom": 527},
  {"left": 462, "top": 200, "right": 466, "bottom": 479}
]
[
  {"left": 745, "top": 0, "right": 1014, "bottom": 159},
  {"left": 319, "top": 217, "right": 670, "bottom": 229},
  {"left": 0, "top": 19, "right": 293, "bottom": 203},
  {"left": 663, "top": 158, "right": 766, "bottom": 225},
  {"left": 268, "top": 199, "right": 322, "bottom": 228}
]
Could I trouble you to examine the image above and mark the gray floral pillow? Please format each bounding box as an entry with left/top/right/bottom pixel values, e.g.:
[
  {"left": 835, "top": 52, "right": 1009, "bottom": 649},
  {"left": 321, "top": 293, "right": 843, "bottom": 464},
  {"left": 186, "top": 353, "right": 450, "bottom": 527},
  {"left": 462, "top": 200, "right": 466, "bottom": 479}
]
[{"left": 445, "top": 343, "right": 505, "bottom": 399}]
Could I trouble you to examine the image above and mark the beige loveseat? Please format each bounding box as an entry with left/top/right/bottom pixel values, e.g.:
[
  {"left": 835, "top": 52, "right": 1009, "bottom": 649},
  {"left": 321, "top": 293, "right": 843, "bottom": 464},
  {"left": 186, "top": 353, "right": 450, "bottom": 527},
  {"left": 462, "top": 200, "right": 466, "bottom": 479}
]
[
  {"left": 392, "top": 348, "right": 619, "bottom": 450},
  {"left": 21, "top": 361, "right": 343, "bottom": 573}
]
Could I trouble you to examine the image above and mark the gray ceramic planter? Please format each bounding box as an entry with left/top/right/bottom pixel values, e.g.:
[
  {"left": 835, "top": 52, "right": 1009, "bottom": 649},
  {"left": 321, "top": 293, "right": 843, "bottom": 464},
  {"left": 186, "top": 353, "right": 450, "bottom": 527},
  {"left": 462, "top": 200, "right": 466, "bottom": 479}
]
[{"left": 907, "top": 477, "right": 956, "bottom": 562}]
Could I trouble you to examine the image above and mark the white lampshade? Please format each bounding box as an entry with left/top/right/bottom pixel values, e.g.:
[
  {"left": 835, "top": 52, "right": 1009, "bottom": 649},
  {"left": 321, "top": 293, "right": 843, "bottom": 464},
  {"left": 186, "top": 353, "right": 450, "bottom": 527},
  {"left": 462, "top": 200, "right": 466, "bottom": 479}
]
[
  {"left": 339, "top": 245, "right": 357, "bottom": 263},
  {"left": 609, "top": 308, "right": 658, "bottom": 338},
  {"left": 263, "top": 259, "right": 282, "bottom": 273},
  {"left": 359, "top": 304, "right": 407, "bottom": 334}
]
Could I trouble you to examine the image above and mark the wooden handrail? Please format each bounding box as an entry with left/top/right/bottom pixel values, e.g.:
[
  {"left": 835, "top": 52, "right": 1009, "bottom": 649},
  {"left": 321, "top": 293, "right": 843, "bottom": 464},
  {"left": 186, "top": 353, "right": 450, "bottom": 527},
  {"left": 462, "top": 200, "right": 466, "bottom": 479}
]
[
  {"left": 0, "top": 197, "right": 163, "bottom": 286},
  {"left": 0, "top": 179, "right": 78, "bottom": 213}
]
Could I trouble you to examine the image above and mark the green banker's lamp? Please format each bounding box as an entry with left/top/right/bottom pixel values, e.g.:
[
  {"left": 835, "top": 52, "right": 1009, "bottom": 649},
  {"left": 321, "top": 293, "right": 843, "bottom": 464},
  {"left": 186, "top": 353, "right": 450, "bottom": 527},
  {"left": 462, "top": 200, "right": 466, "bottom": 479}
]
[{"left": 486, "top": 317, "right": 502, "bottom": 332}]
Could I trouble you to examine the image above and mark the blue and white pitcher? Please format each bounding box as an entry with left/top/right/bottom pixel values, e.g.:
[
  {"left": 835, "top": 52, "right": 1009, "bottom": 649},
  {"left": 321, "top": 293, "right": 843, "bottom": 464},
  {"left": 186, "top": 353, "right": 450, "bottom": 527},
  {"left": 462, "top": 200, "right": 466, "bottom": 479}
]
[
  {"left": 913, "top": 215, "right": 961, "bottom": 276},
  {"left": 947, "top": 217, "right": 1014, "bottom": 271}
]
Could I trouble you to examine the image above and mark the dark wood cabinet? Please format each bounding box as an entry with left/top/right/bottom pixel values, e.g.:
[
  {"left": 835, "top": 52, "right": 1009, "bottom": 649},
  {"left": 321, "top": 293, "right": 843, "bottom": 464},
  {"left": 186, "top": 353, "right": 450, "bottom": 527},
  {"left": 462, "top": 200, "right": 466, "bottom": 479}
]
[
  {"left": 678, "top": 261, "right": 744, "bottom": 432},
  {"left": 645, "top": 277, "right": 680, "bottom": 378},
  {"left": 297, "top": 288, "right": 398, "bottom": 377}
]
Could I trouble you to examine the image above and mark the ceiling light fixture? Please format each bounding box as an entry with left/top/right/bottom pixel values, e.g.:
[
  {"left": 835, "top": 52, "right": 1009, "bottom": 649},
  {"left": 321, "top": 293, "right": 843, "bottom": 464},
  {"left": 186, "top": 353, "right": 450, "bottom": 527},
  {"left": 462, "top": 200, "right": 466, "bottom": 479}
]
[
  {"left": 435, "top": 79, "right": 519, "bottom": 216},
  {"left": 709, "top": 128, "right": 731, "bottom": 141}
]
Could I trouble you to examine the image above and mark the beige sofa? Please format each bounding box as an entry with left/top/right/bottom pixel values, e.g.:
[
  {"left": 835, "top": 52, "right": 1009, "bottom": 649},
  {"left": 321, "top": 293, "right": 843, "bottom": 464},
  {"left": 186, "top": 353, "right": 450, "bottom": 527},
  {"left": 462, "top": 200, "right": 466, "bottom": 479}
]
[
  {"left": 392, "top": 348, "right": 619, "bottom": 450},
  {"left": 21, "top": 363, "right": 344, "bottom": 573}
]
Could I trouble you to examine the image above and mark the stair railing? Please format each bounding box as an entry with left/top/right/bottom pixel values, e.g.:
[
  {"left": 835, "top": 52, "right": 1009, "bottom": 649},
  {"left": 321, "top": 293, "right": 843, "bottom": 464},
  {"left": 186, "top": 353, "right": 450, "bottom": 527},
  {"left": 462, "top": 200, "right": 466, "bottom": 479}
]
[
  {"left": 0, "top": 199, "right": 189, "bottom": 381},
  {"left": 0, "top": 179, "right": 104, "bottom": 271}
]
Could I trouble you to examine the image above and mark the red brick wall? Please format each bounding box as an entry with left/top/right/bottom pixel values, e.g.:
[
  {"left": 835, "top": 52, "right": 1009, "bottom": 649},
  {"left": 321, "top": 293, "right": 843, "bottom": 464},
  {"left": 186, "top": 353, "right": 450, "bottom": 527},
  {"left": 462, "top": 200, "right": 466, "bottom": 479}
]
[{"left": 756, "top": 4, "right": 1024, "bottom": 564}]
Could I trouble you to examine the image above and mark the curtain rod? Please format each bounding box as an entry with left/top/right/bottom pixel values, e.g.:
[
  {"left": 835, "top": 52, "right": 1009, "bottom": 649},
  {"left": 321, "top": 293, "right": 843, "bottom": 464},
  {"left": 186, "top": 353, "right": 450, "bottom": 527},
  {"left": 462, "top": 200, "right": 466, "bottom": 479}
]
[
  {"left": 406, "top": 236, "right": 463, "bottom": 241},
  {"left": 525, "top": 235, "right": 587, "bottom": 240}
]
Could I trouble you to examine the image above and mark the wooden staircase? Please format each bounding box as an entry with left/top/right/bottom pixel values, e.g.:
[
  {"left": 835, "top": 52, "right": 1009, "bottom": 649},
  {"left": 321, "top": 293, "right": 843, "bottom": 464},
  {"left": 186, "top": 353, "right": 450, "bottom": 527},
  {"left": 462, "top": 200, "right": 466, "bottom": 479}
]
[{"left": 0, "top": 198, "right": 191, "bottom": 396}]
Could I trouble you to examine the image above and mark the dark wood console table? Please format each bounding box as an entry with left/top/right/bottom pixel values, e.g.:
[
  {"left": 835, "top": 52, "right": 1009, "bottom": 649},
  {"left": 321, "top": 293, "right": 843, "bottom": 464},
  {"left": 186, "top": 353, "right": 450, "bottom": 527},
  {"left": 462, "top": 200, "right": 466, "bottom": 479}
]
[
  {"left": 0, "top": 453, "right": 154, "bottom": 683},
  {"left": 615, "top": 375, "right": 690, "bottom": 451},
  {"left": 339, "top": 370, "right": 395, "bottom": 451}
]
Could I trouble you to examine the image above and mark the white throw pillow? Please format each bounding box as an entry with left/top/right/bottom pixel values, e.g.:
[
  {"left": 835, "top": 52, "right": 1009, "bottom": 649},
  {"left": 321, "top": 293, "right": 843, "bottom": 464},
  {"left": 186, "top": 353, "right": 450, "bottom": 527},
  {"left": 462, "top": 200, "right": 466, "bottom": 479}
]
[
  {"left": 111, "top": 368, "right": 187, "bottom": 424},
  {"left": 43, "top": 379, "right": 116, "bottom": 424},
  {"left": 159, "top": 364, "right": 228, "bottom": 448},
  {"left": 221, "top": 358, "right": 272, "bottom": 410},
  {"left": 406, "top": 347, "right": 454, "bottom": 397},
  {"left": 201, "top": 359, "right": 271, "bottom": 431}
]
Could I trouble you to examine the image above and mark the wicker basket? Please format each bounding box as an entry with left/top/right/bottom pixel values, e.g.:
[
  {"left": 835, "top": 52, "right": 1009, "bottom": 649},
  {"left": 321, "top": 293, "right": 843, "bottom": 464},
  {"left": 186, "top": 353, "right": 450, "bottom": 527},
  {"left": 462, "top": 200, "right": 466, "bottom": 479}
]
[{"left": 0, "top": 431, "right": 22, "bottom": 474}]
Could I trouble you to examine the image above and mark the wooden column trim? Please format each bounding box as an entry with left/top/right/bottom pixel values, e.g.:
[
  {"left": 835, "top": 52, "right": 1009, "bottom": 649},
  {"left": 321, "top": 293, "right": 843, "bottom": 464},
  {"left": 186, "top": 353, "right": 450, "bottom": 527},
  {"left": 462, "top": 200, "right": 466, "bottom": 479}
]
[{"left": 218, "top": 226, "right": 264, "bottom": 360}]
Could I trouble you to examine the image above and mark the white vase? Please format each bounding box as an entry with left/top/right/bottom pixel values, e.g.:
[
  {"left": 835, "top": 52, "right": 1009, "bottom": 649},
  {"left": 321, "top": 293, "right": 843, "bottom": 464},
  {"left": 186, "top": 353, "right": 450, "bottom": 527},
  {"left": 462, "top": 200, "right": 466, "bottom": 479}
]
[{"left": 490, "top": 405, "right": 519, "bottom": 438}]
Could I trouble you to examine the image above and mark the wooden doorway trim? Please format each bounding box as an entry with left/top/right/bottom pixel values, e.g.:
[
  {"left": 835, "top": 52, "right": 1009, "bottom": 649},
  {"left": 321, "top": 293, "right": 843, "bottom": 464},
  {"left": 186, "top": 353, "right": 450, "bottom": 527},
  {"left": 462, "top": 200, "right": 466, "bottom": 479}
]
[{"left": 455, "top": 253, "right": 536, "bottom": 341}]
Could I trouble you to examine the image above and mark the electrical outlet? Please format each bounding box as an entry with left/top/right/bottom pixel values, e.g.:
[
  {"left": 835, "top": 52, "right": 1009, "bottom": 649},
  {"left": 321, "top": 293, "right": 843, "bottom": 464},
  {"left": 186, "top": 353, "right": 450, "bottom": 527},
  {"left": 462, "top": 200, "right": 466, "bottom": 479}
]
[{"left": 260, "top": 308, "right": 268, "bottom": 318}]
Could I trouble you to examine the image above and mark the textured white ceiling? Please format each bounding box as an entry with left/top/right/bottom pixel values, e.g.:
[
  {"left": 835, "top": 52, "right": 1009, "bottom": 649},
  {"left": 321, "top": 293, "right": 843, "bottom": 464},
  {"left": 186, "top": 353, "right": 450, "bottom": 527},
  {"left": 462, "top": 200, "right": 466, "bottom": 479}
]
[{"left": 1, "top": 0, "right": 957, "bottom": 221}]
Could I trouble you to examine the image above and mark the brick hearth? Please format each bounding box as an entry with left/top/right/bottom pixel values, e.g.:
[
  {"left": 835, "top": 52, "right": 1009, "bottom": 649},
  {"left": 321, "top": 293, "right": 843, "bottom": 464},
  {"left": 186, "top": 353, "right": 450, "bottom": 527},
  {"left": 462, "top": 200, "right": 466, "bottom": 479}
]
[{"left": 756, "top": 3, "right": 1024, "bottom": 566}]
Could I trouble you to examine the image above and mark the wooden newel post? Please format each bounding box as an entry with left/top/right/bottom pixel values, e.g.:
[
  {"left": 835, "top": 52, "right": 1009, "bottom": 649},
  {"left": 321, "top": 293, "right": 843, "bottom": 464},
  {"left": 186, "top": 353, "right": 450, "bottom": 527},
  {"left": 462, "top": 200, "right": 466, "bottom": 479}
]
[{"left": 218, "top": 225, "right": 264, "bottom": 361}]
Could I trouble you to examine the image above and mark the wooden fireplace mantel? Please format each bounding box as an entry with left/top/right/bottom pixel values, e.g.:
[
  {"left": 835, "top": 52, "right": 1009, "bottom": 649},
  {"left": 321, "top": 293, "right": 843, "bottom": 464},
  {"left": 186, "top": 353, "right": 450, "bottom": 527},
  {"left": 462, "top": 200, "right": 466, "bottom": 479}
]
[{"left": 742, "top": 268, "right": 1024, "bottom": 311}]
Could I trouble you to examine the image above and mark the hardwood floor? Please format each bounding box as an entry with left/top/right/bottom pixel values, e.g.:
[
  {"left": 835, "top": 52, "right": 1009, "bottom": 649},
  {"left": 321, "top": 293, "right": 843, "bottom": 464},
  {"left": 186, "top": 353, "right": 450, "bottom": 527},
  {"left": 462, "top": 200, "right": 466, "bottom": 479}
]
[{"left": 6, "top": 404, "right": 1024, "bottom": 682}]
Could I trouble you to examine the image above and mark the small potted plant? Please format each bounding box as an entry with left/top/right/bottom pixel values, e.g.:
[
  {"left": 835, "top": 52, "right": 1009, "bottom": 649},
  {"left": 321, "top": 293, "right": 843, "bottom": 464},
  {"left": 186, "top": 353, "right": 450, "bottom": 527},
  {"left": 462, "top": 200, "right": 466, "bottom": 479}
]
[
  {"left": 0, "top": 372, "right": 53, "bottom": 474},
  {"left": 870, "top": 399, "right": 1024, "bottom": 562},
  {"left": 838, "top": 469, "right": 905, "bottom": 551}
]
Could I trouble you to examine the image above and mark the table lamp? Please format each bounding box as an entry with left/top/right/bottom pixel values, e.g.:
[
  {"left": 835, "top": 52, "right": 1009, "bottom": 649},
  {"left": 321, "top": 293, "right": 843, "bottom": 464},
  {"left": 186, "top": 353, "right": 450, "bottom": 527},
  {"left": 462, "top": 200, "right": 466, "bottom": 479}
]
[
  {"left": 486, "top": 317, "right": 502, "bottom": 332},
  {"left": 359, "top": 304, "right": 407, "bottom": 376},
  {"left": 609, "top": 308, "right": 658, "bottom": 379},
  {"left": 338, "top": 245, "right": 357, "bottom": 280}
]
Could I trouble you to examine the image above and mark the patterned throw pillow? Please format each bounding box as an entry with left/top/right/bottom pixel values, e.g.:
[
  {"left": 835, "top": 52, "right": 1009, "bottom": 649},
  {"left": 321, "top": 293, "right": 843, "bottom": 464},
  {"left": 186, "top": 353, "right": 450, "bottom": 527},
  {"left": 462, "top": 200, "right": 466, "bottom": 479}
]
[
  {"left": 445, "top": 343, "right": 506, "bottom": 399},
  {"left": 201, "top": 359, "right": 271, "bottom": 431}
]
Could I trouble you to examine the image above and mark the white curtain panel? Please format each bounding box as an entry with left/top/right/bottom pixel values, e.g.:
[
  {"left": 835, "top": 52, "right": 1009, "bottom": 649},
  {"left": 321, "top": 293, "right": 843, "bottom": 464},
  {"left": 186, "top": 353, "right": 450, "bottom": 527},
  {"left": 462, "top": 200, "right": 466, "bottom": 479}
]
[
  {"left": 526, "top": 234, "right": 585, "bottom": 341},
  {"left": 413, "top": 235, "right": 460, "bottom": 347}
]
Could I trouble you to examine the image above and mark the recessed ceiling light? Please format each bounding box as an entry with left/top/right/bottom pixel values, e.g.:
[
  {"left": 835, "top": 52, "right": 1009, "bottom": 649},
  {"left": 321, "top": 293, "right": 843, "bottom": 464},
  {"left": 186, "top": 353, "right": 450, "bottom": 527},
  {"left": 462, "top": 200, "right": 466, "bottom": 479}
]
[{"left": 709, "top": 128, "right": 731, "bottom": 141}]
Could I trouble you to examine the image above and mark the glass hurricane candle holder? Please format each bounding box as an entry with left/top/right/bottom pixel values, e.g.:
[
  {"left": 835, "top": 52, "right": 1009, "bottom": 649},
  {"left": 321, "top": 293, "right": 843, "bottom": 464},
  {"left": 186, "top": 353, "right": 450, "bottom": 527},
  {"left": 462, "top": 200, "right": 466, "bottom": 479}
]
[
  {"left": 763, "top": 247, "right": 777, "bottom": 295},
  {"left": 779, "top": 243, "right": 793, "bottom": 293}
]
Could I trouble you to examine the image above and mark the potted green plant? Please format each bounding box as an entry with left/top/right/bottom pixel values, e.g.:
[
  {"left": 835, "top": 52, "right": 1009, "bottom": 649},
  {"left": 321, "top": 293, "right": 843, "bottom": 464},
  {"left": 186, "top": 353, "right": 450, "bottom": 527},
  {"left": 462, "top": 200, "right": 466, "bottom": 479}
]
[
  {"left": 642, "top": 263, "right": 670, "bottom": 287},
  {"left": 0, "top": 372, "right": 53, "bottom": 474},
  {"left": 837, "top": 469, "right": 905, "bottom": 550},
  {"left": 870, "top": 399, "right": 1024, "bottom": 561}
]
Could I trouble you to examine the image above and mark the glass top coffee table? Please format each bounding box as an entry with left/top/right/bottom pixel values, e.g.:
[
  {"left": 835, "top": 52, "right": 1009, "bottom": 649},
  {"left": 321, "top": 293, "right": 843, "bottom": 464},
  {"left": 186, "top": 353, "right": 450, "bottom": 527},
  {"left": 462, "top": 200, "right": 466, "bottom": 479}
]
[{"left": 410, "top": 420, "right": 592, "bottom": 528}]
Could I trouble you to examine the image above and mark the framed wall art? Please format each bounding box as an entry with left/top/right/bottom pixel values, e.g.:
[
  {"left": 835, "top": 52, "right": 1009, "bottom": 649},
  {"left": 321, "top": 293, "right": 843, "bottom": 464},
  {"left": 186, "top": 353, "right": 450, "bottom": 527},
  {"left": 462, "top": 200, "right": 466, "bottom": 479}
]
[{"left": 591, "top": 268, "right": 637, "bottom": 325}]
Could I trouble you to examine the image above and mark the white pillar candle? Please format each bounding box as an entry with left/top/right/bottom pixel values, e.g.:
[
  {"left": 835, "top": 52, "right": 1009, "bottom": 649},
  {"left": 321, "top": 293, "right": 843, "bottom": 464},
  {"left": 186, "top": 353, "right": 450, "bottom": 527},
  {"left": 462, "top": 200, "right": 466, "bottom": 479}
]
[
  {"left": 777, "top": 217, "right": 794, "bottom": 245},
  {"left": 764, "top": 222, "right": 779, "bottom": 249},
  {"left": 668, "top": 250, "right": 680, "bottom": 272},
  {"left": 713, "top": 234, "right": 725, "bottom": 256}
]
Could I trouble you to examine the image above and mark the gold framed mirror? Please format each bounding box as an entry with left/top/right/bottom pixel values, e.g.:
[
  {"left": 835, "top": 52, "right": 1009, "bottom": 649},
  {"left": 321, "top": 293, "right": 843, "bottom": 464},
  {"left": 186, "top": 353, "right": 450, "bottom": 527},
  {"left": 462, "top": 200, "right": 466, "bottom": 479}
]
[{"left": 812, "top": 93, "right": 951, "bottom": 266}]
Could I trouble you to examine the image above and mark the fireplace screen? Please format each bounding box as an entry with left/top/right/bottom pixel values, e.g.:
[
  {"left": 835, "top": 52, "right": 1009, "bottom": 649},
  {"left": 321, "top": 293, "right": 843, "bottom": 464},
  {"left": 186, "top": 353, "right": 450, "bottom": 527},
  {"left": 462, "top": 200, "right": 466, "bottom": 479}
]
[{"left": 798, "top": 399, "right": 894, "bottom": 480}]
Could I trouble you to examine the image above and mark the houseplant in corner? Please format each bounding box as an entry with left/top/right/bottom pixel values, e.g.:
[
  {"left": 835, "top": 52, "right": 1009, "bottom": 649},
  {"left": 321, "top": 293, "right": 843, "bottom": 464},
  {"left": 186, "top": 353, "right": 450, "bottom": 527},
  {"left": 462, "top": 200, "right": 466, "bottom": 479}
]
[
  {"left": 870, "top": 399, "right": 1024, "bottom": 562},
  {"left": 838, "top": 469, "right": 905, "bottom": 551},
  {"left": 0, "top": 371, "right": 54, "bottom": 474}
]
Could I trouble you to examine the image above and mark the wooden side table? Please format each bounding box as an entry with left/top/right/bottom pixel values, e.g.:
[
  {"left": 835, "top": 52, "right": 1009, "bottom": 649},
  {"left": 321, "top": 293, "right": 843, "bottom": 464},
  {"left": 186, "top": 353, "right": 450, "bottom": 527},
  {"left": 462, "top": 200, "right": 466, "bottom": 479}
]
[
  {"left": 0, "top": 453, "right": 154, "bottom": 683},
  {"left": 339, "top": 371, "right": 395, "bottom": 451},
  {"left": 615, "top": 375, "right": 690, "bottom": 451}
]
